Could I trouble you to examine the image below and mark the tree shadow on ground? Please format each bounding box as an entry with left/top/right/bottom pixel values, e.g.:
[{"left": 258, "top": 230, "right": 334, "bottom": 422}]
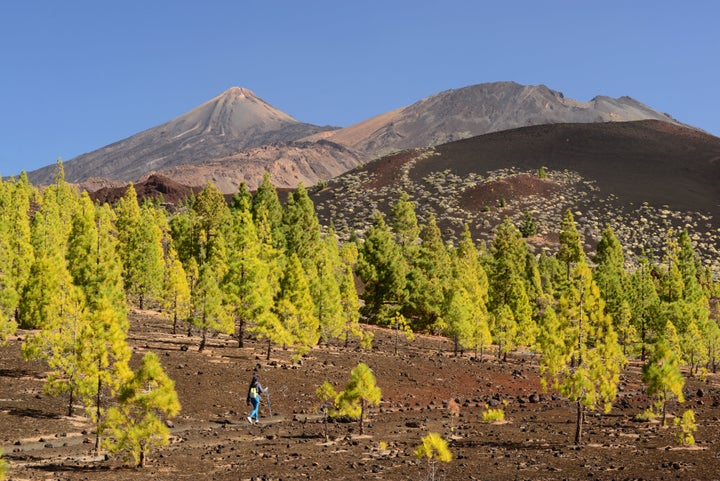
[
  {"left": 0, "top": 368, "right": 38, "bottom": 378},
  {"left": 7, "top": 407, "right": 61, "bottom": 420}
]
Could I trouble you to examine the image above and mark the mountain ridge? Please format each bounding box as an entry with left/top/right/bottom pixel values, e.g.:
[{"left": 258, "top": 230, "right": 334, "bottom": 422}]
[
  {"left": 25, "top": 87, "right": 338, "bottom": 186},
  {"left": 24, "top": 81, "right": 697, "bottom": 191}
]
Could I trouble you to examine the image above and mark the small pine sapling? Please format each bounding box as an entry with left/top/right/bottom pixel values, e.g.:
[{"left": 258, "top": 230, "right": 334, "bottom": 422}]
[
  {"left": 0, "top": 448, "right": 7, "bottom": 481},
  {"left": 482, "top": 405, "right": 506, "bottom": 423},
  {"left": 315, "top": 381, "right": 338, "bottom": 441},
  {"left": 392, "top": 312, "right": 414, "bottom": 356},
  {"left": 447, "top": 398, "right": 460, "bottom": 435},
  {"left": 674, "top": 409, "right": 697, "bottom": 446},
  {"left": 336, "top": 363, "right": 382, "bottom": 435},
  {"left": 414, "top": 432, "right": 452, "bottom": 481},
  {"left": 642, "top": 339, "right": 685, "bottom": 426}
]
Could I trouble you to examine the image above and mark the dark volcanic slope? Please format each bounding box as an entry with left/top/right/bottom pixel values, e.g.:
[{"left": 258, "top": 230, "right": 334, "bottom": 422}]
[
  {"left": 431, "top": 119, "right": 720, "bottom": 213},
  {"left": 311, "top": 120, "right": 720, "bottom": 269},
  {"left": 26, "top": 87, "right": 337, "bottom": 186}
]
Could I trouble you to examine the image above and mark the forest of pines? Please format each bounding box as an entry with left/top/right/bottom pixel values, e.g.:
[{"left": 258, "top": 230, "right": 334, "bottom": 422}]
[{"left": 1, "top": 159, "right": 719, "bottom": 464}]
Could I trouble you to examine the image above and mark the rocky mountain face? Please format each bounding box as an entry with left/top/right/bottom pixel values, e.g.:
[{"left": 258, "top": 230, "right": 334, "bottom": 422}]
[
  {"left": 25, "top": 82, "right": 691, "bottom": 193},
  {"left": 144, "top": 139, "right": 363, "bottom": 192},
  {"left": 26, "top": 87, "right": 338, "bottom": 186},
  {"left": 309, "top": 82, "right": 684, "bottom": 157}
]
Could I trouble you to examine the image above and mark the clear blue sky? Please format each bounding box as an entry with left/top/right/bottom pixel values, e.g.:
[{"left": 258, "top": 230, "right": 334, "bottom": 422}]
[{"left": 2, "top": 1, "right": 719, "bottom": 178}]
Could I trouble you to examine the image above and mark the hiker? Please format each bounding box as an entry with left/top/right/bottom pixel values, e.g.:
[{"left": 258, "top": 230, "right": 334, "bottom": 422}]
[{"left": 246, "top": 374, "right": 268, "bottom": 424}]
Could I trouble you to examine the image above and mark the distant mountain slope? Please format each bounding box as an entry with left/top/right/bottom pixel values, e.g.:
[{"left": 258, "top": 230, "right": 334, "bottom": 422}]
[
  {"left": 310, "top": 120, "right": 720, "bottom": 271},
  {"left": 312, "top": 82, "right": 685, "bottom": 157},
  {"left": 146, "top": 139, "right": 363, "bottom": 192},
  {"left": 24, "top": 82, "right": 694, "bottom": 192},
  {"left": 26, "top": 87, "right": 337, "bottom": 185}
]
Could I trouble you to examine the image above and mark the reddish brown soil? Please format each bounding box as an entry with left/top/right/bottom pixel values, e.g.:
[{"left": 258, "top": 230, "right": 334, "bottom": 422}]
[
  {"left": 2, "top": 311, "right": 720, "bottom": 480},
  {"left": 459, "top": 174, "right": 561, "bottom": 211}
]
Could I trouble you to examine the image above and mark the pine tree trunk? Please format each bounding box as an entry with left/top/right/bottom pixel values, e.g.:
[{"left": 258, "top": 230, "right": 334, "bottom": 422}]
[
  {"left": 266, "top": 339, "right": 272, "bottom": 361},
  {"left": 360, "top": 399, "right": 366, "bottom": 435},
  {"left": 574, "top": 401, "right": 584, "bottom": 445},
  {"left": 199, "top": 328, "right": 207, "bottom": 352},
  {"left": 67, "top": 388, "right": 75, "bottom": 417},
  {"left": 95, "top": 374, "right": 102, "bottom": 452},
  {"left": 237, "top": 317, "right": 245, "bottom": 348},
  {"left": 394, "top": 325, "right": 399, "bottom": 356}
]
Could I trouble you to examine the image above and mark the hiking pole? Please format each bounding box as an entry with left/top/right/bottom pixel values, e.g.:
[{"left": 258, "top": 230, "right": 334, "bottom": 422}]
[{"left": 266, "top": 390, "right": 272, "bottom": 418}]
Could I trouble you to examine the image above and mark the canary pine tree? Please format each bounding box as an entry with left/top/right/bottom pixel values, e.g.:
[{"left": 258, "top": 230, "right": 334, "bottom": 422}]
[
  {"left": 339, "top": 263, "right": 365, "bottom": 348},
  {"left": 543, "top": 260, "right": 626, "bottom": 445},
  {"left": 84, "top": 204, "right": 132, "bottom": 451},
  {"left": 414, "top": 432, "right": 452, "bottom": 481},
  {"left": 251, "top": 173, "right": 285, "bottom": 251},
  {"left": 223, "top": 198, "right": 275, "bottom": 347},
  {"left": 407, "top": 214, "right": 452, "bottom": 332},
  {"left": 453, "top": 225, "right": 491, "bottom": 360},
  {"left": 161, "top": 247, "right": 191, "bottom": 335},
  {"left": 557, "top": 209, "right": 584, "bottom": 281},
  {"left": 642, "top": 338, "right": 685, "bottom": 426},
  {"left": 102, "top": 352, "right": 181, "bottom": 467},
  {"left": 357, "top": 212, "right": 407, "bottom": 322},
  {"left": 192, "top": 259, "right": 232, "bottom": 352},
  {"left": 628, "top": 257, "right": 661, "bottom": 360},
  {"left": 282, "top": 183, "right": 322, "bottom": 273},
  {"left": 315, "top": 231, "right": 344, "bottom": 345},
  {"left": 276, "top": 253, "right": 319, "bottom": 351},
  {"left": 390, "top": 190, "right": 421, "bottom": 259},
  {"left": 336, "top": 362, "right": 382, "bottom": 435},
  {"left": 0, "top": 212, "right": 18, "bottom": 341}
]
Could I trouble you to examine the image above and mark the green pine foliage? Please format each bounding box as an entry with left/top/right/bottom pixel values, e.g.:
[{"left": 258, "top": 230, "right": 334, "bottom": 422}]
[
  {"left": 0, "top": 448, "right": 6, "bottom": 480},
  {"left": 628, "top": 257, "right": 661, "bottom": 360},
  {"left": 282, "top": 183, "right": 322, "bottom": 272},
  {"left": 357, "top": 212, "right": 407, "bottom": 322},
  {"left": 542, "top": 260, "right": 626, "bottom": 444},
  {"left": 674, "top": 409, "right": 697, "bottom": 445},
  {"left": 192, "top": 260, "right": 233, "bottom": 352},
  {"left": 407, "top": 214, "right": 452, "bottom": 332},
  {"left": 276, "top": 253, "right": 319, "bottom": 350},
  {"left": 452, "top": 225, "right": 491, "bottom": 360},
  {"left": 557, "top": 209, "right": 584, "bottom": 280},
  {"left": 223, "top": 198, "right": 275, "bottom": 347},
  {"left": 336, "top": 362, "right": 382, "bottom": 435},
  {"left": 390, "top": 190, "right": 421, "bottom": 257},
  {"left": 161, "top": 247, "right": 191, "bottom": 335},
  {"left": 251, "top": 173, "right": 285, "bottom": 251},
  {"left": 414, "top": 432, "right": 452, "bottom": 481},
  {"left": 339, "top": 263, "right": 365, "bottom": 348},
  {"left": 315, "top": 231, "right": 344, "bottom": 345},
  {"left": 102, "top": 352, "right": 181, "bottom": 467},
  {"left": 642, "top": 338, "right": 685, "bottom": 426}
]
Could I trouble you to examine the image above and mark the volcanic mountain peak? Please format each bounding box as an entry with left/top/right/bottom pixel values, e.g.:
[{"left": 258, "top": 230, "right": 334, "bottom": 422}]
[
  {"left": 25, "top": 87, "right": 335, "bottom": 186},
  {"left": 318, "top": 81, "right": 686, "bottom": 157},
  {"left": 174, "top": 86, "right": 298, "bottom": 135}
]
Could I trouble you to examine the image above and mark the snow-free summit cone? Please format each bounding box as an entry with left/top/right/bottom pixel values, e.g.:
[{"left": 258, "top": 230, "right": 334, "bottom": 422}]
[{"left": 25, "top": 86, "right": 336, "bottom": 186}]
